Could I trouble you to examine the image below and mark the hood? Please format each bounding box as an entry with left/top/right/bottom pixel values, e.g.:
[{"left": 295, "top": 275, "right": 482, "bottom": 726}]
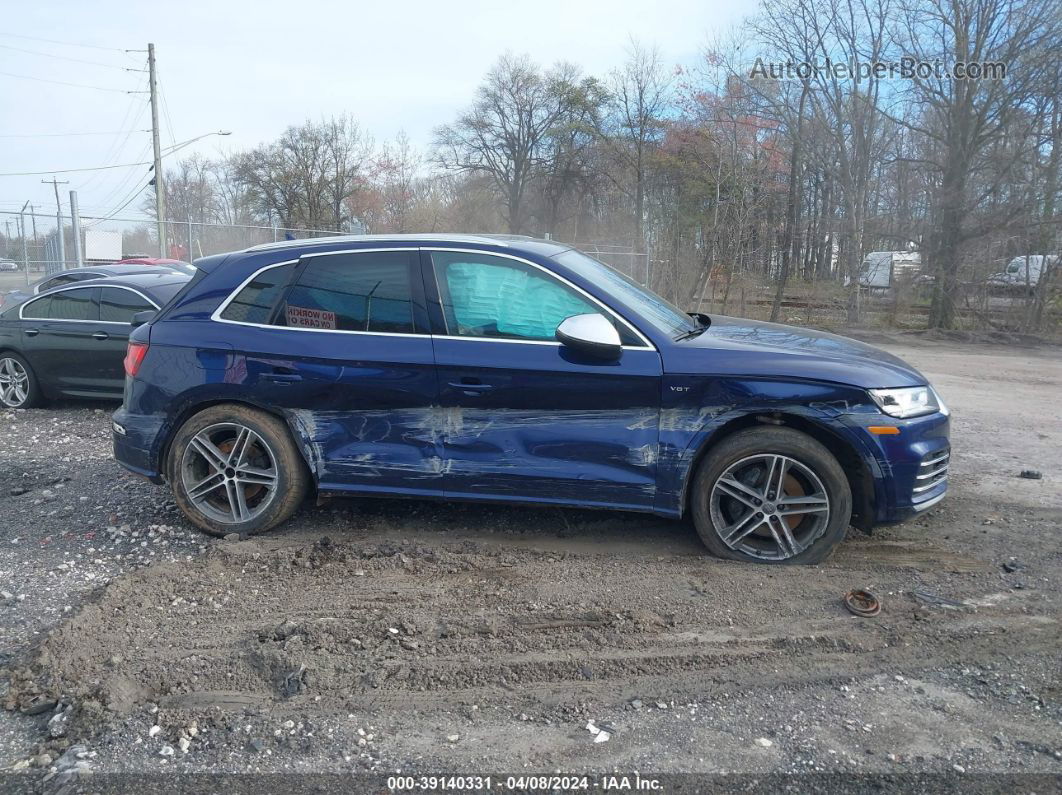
[{"left": 664, "top": 315, "right": 927, "bottom": 389}]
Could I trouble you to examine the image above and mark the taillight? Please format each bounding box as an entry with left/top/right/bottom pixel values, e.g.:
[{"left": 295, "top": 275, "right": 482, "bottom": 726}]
[{"left": 124, "top": 341, "right": 149, "bottom": 377}]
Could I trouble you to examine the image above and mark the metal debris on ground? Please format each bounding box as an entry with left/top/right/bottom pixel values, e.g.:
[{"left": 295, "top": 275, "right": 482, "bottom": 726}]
[
  {"left": 912, "top": 590, "right": 968, "bottom": 610},
  {"left": 282, "top": 664, "right": 308, "bottom": 697},
  {"left": 843, "top": 589, "right": 882, "bottom": 617},
  {"left": 586, "top": 720, "right": 611, "bottom": 743}
]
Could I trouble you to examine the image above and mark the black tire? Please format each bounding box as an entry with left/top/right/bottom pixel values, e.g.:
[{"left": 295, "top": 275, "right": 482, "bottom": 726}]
[
  {"left": 690, "top": 427, "right": 851, "bottom": 565},
  {"left": 167, "top": 403, "right": 308, "bottom": 537},
  {"left": 0, "top": 352, "right": 44, "bottom": 408}
]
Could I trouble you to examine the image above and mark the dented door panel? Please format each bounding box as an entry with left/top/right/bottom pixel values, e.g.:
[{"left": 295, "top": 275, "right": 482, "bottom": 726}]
[{"left": 432, "top": 338, "right": 663, "bottom": 509}]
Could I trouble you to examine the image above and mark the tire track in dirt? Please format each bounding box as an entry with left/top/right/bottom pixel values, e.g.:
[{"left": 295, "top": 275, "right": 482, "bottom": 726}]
[{"left": 6, "top": 532, "right": 1055, "bottom": 740}]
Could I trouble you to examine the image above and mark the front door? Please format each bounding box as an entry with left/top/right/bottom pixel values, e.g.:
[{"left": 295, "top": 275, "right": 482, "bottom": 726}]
[
  {"left": 425, "top": 249, "right": 662, "bottom": 510},
  {"left": 19, "top": 286, "right": 111, "bottom": 396}
]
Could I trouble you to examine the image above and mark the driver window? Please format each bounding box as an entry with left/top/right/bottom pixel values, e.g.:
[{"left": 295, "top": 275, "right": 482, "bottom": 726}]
[{"left": 432, "top": 251, "right": 635, "bottom": 344}]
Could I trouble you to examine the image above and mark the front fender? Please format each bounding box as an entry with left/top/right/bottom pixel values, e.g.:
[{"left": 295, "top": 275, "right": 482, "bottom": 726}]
[{"left": 654, "top": 375, "right": 885, "bottom": 517}]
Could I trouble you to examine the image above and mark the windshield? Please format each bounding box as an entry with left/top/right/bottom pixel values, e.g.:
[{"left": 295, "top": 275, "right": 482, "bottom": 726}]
[{"left": 553, "top": 249, "right": 697, "bottom": 337}]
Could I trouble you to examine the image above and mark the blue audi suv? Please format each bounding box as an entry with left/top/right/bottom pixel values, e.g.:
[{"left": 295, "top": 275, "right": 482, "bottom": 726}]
[{"left": 112, "top": 235, "right": 949, "bottom": 564}]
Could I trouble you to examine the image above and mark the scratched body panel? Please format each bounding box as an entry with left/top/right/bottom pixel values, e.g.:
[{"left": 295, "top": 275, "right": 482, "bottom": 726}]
[{"left": 432, "top": 338, "right": 663, "bottom": 509}]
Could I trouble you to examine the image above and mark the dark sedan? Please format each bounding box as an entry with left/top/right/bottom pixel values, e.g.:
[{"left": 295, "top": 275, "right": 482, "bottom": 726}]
[
  {"left": 0, "top": 271, "right": 191, "bottom": 407},
  {"left": 0, "top": 263, "right": 190, "bottom": 310}
]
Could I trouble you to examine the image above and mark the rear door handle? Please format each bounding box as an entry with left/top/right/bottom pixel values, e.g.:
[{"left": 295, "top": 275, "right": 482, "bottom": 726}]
[
  {"left": 262, "top": 372, "right": 303, "bottom": 383},
  {"left": 24, "top": 328, "right": 39, "bottom": 337},
  {"left": 92, "top": 331, "right": 109, "bottom": 340}
]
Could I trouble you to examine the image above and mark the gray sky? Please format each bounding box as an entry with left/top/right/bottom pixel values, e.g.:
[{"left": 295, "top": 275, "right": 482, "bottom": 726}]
[{"left": 1, "top": 0, "right": 745, "bottom": 222}]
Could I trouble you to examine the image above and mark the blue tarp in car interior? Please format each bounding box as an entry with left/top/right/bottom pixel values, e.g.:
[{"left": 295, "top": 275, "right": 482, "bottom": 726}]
[{"left": 445, "top": 261, "right": 593, "bottom": 340}]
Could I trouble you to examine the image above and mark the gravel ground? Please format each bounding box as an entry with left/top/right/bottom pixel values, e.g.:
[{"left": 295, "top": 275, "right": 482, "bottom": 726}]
[{"left": 0, "top": 334, "right": 1059, "bottom": 792}]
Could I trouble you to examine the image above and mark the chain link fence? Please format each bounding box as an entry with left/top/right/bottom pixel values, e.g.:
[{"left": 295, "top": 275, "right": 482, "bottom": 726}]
[
  {"left": 571, "top": 242, "right": 650, "bottom": 286},
  {"left": 0, "top": 210, "right": 344, "bottom": 282}
]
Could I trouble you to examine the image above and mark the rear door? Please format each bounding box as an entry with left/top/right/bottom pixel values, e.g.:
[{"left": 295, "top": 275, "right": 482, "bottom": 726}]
[
  {"left": 425, "top": 248, "right": 663, "bottom": 510},
  {"left": 96, "top": 287, "right": 159, "bottom": 385},
  {"left": 213, "top": 247, "right": 440, "bottom": 495}
]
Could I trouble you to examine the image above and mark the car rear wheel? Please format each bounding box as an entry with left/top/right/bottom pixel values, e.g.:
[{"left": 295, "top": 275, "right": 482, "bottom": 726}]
[
  {"left": 167, "top": 404, "right": 308, "bottom": 537},
  {"left": 691, "top": 427, "right": 851, "bottom": 564},
  {"left": 0, "top": 353, "right": 43, "bottom": 408}
]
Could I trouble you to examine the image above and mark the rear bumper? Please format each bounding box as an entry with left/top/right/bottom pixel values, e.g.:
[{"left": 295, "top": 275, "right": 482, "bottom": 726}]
[{"left": 112, "top": 407, "right": 166, "bottom": 483}]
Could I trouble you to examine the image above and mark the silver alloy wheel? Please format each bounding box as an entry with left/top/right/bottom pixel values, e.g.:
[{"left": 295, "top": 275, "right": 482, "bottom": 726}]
[
  {"left": 0, "top": 357, "right": 29, "bottom": 408},
  {"left": 180, "top": 422, "right": 279, "bottom": 525},
  {"left": 709, "top": 453, "right": 831, "bottom": 561}
]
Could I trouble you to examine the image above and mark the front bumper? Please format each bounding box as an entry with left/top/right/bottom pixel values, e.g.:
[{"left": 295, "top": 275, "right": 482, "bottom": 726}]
[{"left": 842, "top": 409, "right": 951, "bottom": 525}]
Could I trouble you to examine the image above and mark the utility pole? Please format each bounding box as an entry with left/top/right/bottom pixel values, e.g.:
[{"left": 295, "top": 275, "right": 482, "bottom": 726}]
[
  {"left": 42, "top": 177, "right": 68, "bottom": 270},
  {"left": 148, "top": 42, "right": 166, "bottom": 258},
  {"left": 69, "top": 191, "right": 84, "bottom": 268}
]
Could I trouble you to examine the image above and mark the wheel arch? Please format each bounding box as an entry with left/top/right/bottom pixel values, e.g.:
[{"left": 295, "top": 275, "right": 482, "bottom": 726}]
[
  {"left": 681, "top": 411, "right": 876, "bottom": 530},
  {"left": 158, "top": 397, "right": 315, "bottom": 485}
]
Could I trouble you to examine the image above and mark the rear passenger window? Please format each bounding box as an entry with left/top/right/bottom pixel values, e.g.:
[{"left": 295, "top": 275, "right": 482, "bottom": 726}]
[
  {"left": 276, "top": 251, "right": 417, "bottom": 333},
  {"left": 100, "top": 288, "right": 154, "bottom": 323},
  {"left": 220, "top": 263, "right": 295, "bottom": 324},
  {"left": 24, "top": 288, "right": 98, "bottom": 320}
]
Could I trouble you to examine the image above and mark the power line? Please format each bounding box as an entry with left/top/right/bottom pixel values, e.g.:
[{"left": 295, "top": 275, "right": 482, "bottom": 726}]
[
  {"left": 0, "top": 31, "right": 129, "bottom": 53},
  {"left": 0, "top": 130, "right": 141, "bottom": 138},
  {"left": 73, "top": 72, "right": 150, "bottom": 193},
  {"left": 0, "top": 43, "right": 143, "bottom": 71},
  {"left": 157, "top": 69, "right": 178, "bottom": 149},
  {"left": 0, "top": 136, "right": 211, "bottom": 176},
  {"left": 83, "top": 141, "right": 154, "bottom": 209},
  {"left": 0, "top": 160, "right": 152, "bottom": 177},
  {"left": 0, "top": 69, "right": 134, "bottom": 93},
  {"left": 85, "top": 179, "right": 153, "bottom": 226}
]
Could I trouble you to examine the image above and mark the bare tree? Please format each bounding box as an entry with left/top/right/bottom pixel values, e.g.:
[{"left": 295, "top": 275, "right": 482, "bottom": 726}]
[
  {"left": 748, "top": 0, "right": 897, "bottom": 323},
  {"left": 238, "top": 115, "right": 373, "bottom": 231},
  {"left": 597, "top": 40, "right": 674, "bottom": 252},
  {"left": 434, "top": 54, "right": 588, "bottom": 233},
  {"left": 894, "top": 0, "right": 1060, "bottom": 328}
]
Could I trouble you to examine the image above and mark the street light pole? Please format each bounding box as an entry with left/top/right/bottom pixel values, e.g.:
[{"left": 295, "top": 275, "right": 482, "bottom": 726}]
[
  {"left": 69, "top": 191, "right": 84, "bottom": 268},
  {"left": 42, "top": 177, "right": 68, "bottom": 270}
]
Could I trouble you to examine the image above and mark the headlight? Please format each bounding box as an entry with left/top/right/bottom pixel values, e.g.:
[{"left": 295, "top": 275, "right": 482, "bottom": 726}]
[{"left": 869, "top": 386, "right": 940, "bottom": 418}]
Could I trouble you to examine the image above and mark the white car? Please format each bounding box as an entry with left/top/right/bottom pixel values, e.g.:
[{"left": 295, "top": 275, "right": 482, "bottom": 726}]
[
  {"left": 0, "top": 259, "right": 19, "bottom": 272},
  {"left": 987, "top": 255, "right": 1057, "bottom": 289}
]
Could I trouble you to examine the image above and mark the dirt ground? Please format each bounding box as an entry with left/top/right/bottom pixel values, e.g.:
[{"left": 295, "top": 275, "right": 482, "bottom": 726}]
[{"left": 0, "top": 334, "right": 1059, "bottom": 791}]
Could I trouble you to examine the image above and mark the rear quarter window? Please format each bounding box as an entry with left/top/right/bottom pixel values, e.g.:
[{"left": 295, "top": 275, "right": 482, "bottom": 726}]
[{"left": 219, "top": 263, "right": 296, "bottom": 324}]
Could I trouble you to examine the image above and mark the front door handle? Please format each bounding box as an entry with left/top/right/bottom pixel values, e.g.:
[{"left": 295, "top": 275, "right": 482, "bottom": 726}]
[
  {"left": 92, "top": 331, "right": 109, "bottom": 341},
  {"left": 448, "top": 380, "right": 493, "bottom": 395},
  {"left": 24, "top": 328, "right": 39, "bottom": 337}
]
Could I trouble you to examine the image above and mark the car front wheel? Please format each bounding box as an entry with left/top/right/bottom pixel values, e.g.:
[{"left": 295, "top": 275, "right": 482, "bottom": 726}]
[
  {"left": 691, "top": 427, "right": 852, "bottom": 564},
  {"left": 167, "top": 404, "right": 308, "bottom": 537}
]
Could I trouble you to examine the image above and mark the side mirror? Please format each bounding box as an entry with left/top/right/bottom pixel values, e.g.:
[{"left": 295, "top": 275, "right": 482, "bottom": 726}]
[
  {"left": 556, "top": 313, "right": 622, "bottom": 360},
  {"left": 131, "top": 309, "right": 156, "bottom": 329}
]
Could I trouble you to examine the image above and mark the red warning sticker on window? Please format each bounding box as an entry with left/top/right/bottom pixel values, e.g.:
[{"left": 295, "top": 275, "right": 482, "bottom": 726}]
[{"left": 286, "top": 305, "right": 336, "bottom": 329}]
